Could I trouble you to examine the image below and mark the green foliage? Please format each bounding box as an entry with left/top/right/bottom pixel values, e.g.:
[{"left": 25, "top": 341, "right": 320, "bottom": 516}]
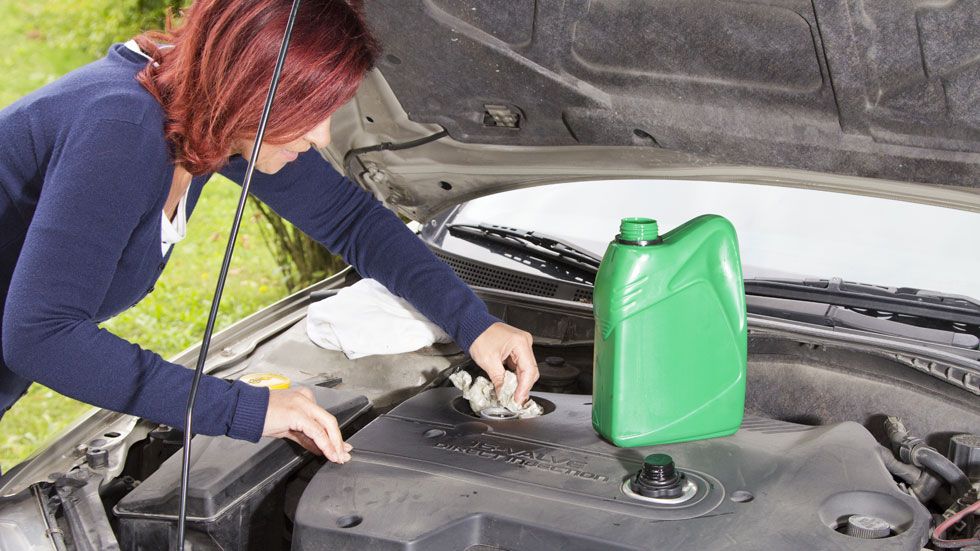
[
  {"left": 0, "top": 3, "right": 98, "bottom": 106},
  {"left": 27, "top": 0, "right": 133, "bottom": 58},
  {"left": 21, "top": 0, "right": 187, "bottom": 59},
  {"left": 0, "top": 0, "right": 184, "bottom": 106},
  {"left": 130, "top": 0, "right": 187, "bottom": 32}
]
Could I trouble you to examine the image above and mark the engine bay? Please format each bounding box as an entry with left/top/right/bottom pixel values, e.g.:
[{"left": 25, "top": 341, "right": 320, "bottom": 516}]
[
  {"left": 292, "top": 388, "right": 929, "bottom": 550},
  {"left": 13, "top": 290, "right": 980, "bottom": 550}
]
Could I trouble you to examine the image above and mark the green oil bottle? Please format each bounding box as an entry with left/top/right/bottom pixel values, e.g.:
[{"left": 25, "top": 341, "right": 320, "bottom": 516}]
[{"left": 592, "top": 216, "right": 747, "bottom": 447}]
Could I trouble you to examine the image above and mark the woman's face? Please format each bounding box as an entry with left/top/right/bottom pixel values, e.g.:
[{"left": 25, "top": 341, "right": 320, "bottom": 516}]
[{"left": 233, "top": 115, "right": 332, "bottom": 174}]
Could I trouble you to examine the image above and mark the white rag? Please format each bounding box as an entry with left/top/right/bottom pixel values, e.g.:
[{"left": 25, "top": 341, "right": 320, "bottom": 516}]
[
  {"left": 306, "top": 278, "right": 451, "bottom": 359},
  {"left": 449, "top": 370, "right": 544, "bottom": 419}
]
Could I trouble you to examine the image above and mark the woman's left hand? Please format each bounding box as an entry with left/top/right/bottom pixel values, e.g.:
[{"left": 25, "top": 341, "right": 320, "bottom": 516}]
[{"left": 468, "top": 322, "right": 539, "bottom": 405}]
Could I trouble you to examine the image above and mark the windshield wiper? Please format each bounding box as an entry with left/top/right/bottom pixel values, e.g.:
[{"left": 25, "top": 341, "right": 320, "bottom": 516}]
[
  {"left": 748, "top": 295, "right": 980, "bottom": 350},
  {"left": 744, "top": 277, "right": 980, "bottom": 327},
  {"left": 447, "top": 223, "right": 602, "bottom": 276}
]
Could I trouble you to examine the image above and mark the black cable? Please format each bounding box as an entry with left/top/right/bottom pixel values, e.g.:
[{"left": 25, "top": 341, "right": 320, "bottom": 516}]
[
  {"left": 342, "top": 129, "right": 448, "bottom": 182},
  {"left": 175, "top": 0, "right": 301, "bottom": 547}
]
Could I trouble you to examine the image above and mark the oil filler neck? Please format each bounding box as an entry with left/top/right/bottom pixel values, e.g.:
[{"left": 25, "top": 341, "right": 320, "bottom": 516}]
[{"left": 616, "top": 217, "right": 662, "bottom": 246}]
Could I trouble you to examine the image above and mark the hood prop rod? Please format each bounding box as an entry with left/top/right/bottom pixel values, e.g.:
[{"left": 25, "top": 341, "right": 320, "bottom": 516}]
[{"left": 175, "top": 0, "right": 301, "bottom": 548}]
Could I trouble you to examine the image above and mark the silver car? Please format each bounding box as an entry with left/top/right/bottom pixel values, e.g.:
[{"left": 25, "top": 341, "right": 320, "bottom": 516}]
[{"left": 1, "top": 1, "right": 978, "bottom": 549}]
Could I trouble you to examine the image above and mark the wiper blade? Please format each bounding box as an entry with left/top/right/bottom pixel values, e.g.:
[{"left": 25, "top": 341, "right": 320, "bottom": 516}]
[
  {"left": 745, "top": 277, "right": 980, "bottom": 326},
  {"left": 447, "top": 223, "right": 602, "bottom": 275},
  {"left": 748, "top": 295, "right": 980, "bottom": 350}
]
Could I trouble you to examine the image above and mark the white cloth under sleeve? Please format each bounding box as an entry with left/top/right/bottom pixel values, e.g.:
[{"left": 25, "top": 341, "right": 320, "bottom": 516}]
[{"left": 306, "top": 278, "right": 452, "bottom": 359}]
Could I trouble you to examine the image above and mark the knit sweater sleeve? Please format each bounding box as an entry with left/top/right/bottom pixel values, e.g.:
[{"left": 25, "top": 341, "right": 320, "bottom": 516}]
[
  {"left": 220, "top": 151, "right": 499, "bottom": 352},
  {"left": 1, "top": 118, "right": 268, "bottom": 442}
]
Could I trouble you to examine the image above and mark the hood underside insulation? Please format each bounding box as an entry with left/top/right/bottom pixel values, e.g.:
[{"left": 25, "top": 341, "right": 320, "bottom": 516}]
[{"left": 363, "top": 0, "right": 980, "bottom": 189}]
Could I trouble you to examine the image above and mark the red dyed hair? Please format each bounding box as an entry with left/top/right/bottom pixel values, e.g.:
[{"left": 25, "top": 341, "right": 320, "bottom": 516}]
[{"left": 135, "top": 0, "right": 379, "bottom": 175}]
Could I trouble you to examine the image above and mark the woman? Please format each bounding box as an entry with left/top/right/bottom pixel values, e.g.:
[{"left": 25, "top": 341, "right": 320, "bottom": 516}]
[{"left": 0, "top": 0, "right": 538, "bottom": 465}]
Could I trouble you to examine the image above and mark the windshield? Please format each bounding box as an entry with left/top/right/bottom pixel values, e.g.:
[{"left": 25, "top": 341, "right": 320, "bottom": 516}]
[{"left": 431, "top": 179, "right": 980, "bottom": 301}]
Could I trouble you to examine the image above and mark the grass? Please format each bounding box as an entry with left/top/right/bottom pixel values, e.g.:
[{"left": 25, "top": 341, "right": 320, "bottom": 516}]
[{"left": 0, "top": 1, "right": 294, "bottom": 468}]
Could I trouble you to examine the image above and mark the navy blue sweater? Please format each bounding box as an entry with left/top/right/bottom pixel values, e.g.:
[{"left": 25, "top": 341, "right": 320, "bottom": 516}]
[{"left": 0, "top": 44, "right": 498, "bottom": 442}]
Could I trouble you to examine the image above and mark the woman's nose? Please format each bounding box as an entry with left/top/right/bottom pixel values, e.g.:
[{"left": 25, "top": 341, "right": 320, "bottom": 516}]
[{"left": 304, "top": 117, "right": 332, "bottom": 149}]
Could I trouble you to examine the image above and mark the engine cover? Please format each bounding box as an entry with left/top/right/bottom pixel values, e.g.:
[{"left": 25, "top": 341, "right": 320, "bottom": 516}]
[{"left": 292, "top": 388, "right": 929, "bottom": 550}]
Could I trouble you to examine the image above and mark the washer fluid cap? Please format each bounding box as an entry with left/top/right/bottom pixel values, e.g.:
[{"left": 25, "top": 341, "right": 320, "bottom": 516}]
[
  {"left": 617, "top": 217, "right": 659, "bottom": 244},
  {"left": 240, "top": 372, "right": 291, "bottom": 390},
  {"left": 948, "top": 433, "right": 980, "bottom": 481},
  {"left": 845, "top": 515, "right": 891, "bottom": 539}
]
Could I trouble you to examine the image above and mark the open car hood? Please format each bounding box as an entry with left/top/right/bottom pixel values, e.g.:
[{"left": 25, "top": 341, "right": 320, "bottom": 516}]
[{"left": 325, "top": 0, "right": 980, "bottom": 221}]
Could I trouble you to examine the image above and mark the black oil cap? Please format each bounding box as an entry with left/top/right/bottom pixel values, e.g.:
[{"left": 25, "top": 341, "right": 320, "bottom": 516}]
[{"left": 630, "top": 454, "right": 686, "bottom": 499}]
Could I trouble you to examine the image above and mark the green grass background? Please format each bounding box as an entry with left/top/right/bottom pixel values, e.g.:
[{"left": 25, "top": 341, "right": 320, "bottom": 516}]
[{"left": 0, "top": 1, "right": 293, "bottom": 468}]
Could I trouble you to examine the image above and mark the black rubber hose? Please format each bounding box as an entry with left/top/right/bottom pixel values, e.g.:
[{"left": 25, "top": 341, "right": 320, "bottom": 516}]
[
  {"left": 883, "top": 416, "right": 915, "bottom": 458},
  {"left": 877, "top": 445, "right": 944, "bottom": 502},
  {"left": 915, "top": 447, "right": 972, "bottom": 500},
  {"left": 910, "top": 471, "right": 944, "bottom": 503},
  {"left": 883, "top": 416, "right": 972, "bottom": 500},
  {"left": 878, "top": 445, "right": 921, "bottom": 485}
]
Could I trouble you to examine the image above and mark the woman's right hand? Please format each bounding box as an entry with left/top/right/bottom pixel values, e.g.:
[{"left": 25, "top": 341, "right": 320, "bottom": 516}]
[{"left": 262, "top": 387, "right": 352, "bottom": 463}]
